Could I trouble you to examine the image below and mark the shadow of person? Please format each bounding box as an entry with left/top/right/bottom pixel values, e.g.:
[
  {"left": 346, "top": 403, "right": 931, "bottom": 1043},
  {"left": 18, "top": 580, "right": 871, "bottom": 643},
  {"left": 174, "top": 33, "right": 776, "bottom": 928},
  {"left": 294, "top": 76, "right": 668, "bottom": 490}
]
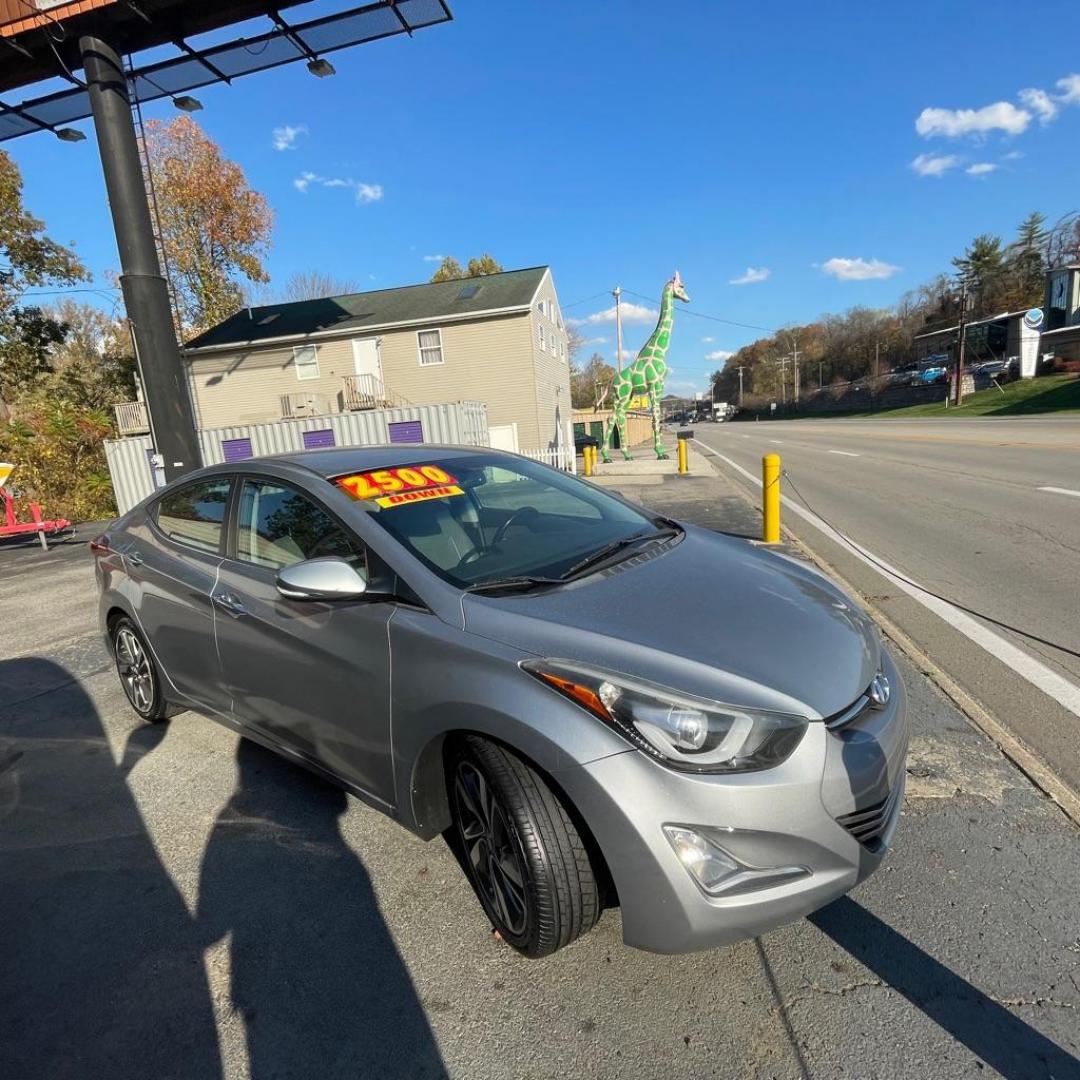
[
  {"left": 0, "top": 657, "right": 222, "bottom": 1080},
  {"left": 810, "top": 897, "right": 1079, "bottom": 1079},
  {"left": 198, "top": 738, "right": 447, "bottom": 1080}
]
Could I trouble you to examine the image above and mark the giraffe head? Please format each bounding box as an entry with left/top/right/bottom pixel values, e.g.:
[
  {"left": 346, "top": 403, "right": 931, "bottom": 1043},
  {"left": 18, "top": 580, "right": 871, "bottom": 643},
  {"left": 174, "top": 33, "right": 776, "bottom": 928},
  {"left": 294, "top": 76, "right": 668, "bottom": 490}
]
[{"left": 669, "top": 270, "right": 690, "bottom": 304}]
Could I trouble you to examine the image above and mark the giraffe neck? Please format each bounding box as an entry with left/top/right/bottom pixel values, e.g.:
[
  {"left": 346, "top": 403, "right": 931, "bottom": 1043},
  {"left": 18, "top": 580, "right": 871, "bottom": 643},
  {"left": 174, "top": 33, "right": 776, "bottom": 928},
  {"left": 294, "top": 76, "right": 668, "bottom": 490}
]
[{"left": 644, "top": 285, "right": 674, "bottom": 373}]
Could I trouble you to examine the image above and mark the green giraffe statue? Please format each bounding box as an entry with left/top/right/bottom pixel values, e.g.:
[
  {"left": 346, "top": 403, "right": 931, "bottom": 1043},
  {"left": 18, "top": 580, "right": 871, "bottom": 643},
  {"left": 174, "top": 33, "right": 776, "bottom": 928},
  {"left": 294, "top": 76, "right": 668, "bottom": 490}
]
[{"left": 601, "top": 270, "right": 690, "bottom": 462}]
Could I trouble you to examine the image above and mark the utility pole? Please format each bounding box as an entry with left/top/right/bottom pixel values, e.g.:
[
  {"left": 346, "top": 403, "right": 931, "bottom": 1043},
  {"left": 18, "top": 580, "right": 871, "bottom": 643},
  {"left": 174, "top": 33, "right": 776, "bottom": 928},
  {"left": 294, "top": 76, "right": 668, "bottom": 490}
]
[
  {"left": 736, "top": 365, "right": 746, "bottom": 406},
  {"left": 613, "top": 285, "right": 624, "bottom": 372},
  {"left": 791, "top": 341, "right": 800, "bottom": 404},
  {"left": 953, "top": 280, "right": 969, "bottom": 406},
  {"left": 773, "top": 356, "right": 790, "bottom": 406},
  {"left": 818, "top": 361, "right": 823, "bottom": 388}
]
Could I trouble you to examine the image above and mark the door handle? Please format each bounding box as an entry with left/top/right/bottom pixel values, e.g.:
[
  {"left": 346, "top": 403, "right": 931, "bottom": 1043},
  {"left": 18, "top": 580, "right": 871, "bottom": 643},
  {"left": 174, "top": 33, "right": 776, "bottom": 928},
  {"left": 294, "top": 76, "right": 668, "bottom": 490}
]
[
  {"left": 213, "top": 591, "right": 247, "bottom": 617},
  {"left": 126, "top": 551, "right": 144, "bottom": 568}
]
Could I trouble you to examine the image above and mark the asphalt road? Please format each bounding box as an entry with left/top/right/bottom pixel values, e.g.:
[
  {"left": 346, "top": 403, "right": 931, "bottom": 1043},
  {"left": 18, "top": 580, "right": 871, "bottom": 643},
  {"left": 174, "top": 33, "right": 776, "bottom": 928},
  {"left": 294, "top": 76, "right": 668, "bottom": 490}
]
[
  {"left": 3, "top": 510, "right": 1079, "bottom": 1079},
  {"left": 693, "top": 416, "right": 1080, "bottom": 800}
]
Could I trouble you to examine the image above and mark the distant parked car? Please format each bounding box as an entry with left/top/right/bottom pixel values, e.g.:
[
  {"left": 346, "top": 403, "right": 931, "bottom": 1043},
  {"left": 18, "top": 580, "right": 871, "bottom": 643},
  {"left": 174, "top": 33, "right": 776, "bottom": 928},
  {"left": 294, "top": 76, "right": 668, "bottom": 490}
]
[{"left": 916, "top": 365, "right": 948, "bottom": 386}]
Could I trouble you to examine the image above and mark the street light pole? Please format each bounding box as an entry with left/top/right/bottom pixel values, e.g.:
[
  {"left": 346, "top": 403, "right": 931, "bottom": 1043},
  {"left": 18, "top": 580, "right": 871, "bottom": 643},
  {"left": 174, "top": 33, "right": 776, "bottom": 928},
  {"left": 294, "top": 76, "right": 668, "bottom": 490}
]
[{"left": 613, "top": 285, "right": 623, "bottom": 373}]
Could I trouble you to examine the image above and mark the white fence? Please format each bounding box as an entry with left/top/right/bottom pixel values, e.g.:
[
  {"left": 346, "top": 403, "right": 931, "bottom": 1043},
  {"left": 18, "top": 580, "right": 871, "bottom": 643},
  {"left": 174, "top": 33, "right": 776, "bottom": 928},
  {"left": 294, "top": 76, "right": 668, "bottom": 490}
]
[
  {"left": 104, "top": 400, "right": 490, "bottom": 514},
  {"left": 518, "top": 446, "right": 577, "bottom": 474}
]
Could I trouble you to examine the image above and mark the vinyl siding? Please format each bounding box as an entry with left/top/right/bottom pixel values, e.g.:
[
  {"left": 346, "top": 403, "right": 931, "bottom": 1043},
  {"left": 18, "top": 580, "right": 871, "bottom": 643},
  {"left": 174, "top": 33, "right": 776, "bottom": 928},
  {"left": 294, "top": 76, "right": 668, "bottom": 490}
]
[
  {"left": 529, "top": 270, "right": 573, "bottom": 450},
  {"left": 185, "top": 311, "right": 546, "bottom": 445},
  {"left": 186, "top": 337, "right": 357, "bottom": 428}
]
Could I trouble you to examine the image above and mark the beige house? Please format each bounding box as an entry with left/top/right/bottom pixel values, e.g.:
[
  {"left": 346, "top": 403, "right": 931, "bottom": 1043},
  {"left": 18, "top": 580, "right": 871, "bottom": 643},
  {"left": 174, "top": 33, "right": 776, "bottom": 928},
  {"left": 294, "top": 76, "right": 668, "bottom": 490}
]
[{"left": 160, "top": 266, "right": 571, "bottom": 452}]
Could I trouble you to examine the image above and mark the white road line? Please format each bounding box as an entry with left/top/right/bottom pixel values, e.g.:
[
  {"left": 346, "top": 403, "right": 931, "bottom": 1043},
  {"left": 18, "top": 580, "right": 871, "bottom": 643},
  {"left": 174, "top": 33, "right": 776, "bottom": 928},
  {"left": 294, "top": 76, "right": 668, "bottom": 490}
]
[
  {"left": 1038, "top": 486, "right": 1080, "bottom": 499},
  {"left": 828, "top": 450, "right": 860, "bottom": 458},
  {"left": 769, "top": 439, "right": 782, "bottom": 444},
  {"left": 697, "top": 444, "right": 1080, "bottom": 719}
]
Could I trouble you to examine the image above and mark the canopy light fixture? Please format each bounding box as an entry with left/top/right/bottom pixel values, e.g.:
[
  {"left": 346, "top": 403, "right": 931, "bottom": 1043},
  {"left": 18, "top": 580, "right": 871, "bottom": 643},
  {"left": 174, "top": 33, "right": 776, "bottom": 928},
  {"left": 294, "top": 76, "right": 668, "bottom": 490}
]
[
  {"left": 172, "top": 95, "right": 203, "bottom": 112},
  {"left": 307, "top": 58, "right": 336, "bottom": 78},
  {"left": 56, "top": 127, "right": 85, "bottom": 142}
]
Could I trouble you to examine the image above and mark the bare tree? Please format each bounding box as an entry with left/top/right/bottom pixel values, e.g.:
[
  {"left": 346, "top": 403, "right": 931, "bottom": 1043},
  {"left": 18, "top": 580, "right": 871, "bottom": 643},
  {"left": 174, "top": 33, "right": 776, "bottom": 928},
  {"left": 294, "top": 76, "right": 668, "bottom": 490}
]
[{"left": 279, "top": 270, "right": 361, "bottom": 302}]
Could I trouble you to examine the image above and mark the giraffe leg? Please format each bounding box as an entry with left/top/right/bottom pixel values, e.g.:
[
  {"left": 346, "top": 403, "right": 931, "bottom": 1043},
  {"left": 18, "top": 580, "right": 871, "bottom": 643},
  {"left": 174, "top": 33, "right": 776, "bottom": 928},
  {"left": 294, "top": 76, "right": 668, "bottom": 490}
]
[
  {"left": 649, "top": 385, "right": 667, "bottom": 459},
  {"left": 601, "top": 384, "right": 622, "bottom": 463}
]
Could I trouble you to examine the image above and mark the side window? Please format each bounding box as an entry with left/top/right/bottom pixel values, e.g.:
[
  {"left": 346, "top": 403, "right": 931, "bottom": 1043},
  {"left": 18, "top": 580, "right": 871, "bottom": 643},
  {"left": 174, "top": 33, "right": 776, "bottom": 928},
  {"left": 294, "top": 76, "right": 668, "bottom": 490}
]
[
  {"left": 236, "top": 480, "right": 364, "bottom": 571},
  {"left": 154, "top": 479, "right": 231, "bottom": 553}
]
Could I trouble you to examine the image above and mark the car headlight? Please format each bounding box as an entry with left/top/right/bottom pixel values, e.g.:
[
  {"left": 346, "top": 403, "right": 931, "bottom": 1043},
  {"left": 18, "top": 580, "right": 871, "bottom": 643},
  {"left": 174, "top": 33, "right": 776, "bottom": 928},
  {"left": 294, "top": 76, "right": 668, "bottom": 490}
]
[{"left": 521, "top": 659, "right": 807, "bottom": 773}]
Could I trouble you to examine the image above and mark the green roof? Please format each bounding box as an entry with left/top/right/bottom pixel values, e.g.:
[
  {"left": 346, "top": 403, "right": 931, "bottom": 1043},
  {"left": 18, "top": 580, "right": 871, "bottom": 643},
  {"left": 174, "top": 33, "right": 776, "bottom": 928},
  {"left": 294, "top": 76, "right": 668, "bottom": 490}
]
[{"left": 185, "top": 266, "right": 548, "bottom": 351}]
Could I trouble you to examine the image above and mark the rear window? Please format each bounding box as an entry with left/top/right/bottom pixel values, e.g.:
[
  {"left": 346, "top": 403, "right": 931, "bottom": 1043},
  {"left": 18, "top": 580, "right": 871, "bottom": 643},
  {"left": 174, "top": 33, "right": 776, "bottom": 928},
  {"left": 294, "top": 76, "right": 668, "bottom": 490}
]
[{"left": 154, "top": 479, "right": 231, "bottom": 553}]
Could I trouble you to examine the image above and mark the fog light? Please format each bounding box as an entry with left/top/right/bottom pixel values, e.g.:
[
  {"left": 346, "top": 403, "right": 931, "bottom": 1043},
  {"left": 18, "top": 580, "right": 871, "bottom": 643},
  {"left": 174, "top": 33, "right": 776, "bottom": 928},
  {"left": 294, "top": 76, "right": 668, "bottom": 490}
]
[{"left": 663, "top": 825, "right": 812, "bottom": 897}]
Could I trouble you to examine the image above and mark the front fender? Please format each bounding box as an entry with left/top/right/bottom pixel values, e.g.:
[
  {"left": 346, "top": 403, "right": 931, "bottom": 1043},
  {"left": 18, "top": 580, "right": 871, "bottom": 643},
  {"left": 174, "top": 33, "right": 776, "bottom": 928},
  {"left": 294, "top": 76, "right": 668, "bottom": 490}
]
[{"left": 388, "top": 608, "right": 630, "bottom": 838}]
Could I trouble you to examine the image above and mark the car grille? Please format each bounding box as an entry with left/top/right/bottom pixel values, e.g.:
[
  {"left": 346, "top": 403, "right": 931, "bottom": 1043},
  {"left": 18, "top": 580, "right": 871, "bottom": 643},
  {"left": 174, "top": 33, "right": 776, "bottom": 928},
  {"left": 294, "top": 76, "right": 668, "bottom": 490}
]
[{"left": 836, "top": 783, "right": 902, "bottom": 850}]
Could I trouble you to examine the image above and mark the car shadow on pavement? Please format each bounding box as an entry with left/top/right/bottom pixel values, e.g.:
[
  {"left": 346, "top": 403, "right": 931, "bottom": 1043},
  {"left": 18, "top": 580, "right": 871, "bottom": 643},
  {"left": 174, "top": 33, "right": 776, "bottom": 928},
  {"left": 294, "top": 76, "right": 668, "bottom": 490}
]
[
  {"left": 197, "top": 737, "right": 448, "bottom": 1080},
  {"left": 0, "top": 657, "right": 223, "bottom": 1080},
  {"left": 810, "top": 897, "right": 1079, "bottom": 1079}
]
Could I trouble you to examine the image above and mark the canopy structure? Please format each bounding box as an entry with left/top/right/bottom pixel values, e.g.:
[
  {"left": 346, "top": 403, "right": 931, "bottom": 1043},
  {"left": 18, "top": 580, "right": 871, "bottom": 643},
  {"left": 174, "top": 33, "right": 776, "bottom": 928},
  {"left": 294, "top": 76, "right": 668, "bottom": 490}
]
[
  {"left": 0, "top": 1, "right": 454, "bottom": 483},
  {"left": 1, "top": 1, "right": 452, "bottom": 141}
]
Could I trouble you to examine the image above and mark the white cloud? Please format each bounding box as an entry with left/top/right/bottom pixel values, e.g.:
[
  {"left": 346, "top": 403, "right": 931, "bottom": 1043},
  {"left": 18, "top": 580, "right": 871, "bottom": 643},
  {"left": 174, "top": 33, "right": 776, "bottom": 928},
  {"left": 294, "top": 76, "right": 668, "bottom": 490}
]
[
  {"left": 1056, "top": 73, "right": 1080, "bottom": 104},
  {"left": 615, "top": 346, "right": 637, "bottom": 362},
  {"left": 294, "top": 172, "right": 383, "bottom": 204},
  {"left": 572, "top": 301, "right": 658, "bottom": 326},
  {"left": 729, "top": 266, "right": 770, "bottom": 285},
  {"left": 915, "top": 101, "right": 1031, "bottom": 138},
  {"left": 422, "top": 254, "right": 446, "bottom": 263},
  {"left": 910, "top": 152, "right": 961, "bottom": 177},
  {"left": 822, "top": 257, "right": 901, "bottom": 282},
  {"left": 1003, "top": 149, "right": 1025, "bottom": 161},
  {"left": 705, "top": 349, "right": 734, "bottom": 362},
  {"left": 1018, "top": 88, "right": 1058, "bottom": 125},
  {"left": 701, "top": 336, "right": 715, "bottom": 343},
  {"left": 966, "top": 162, "right": 998, "bottom": 177},
  {"left": 582, "top": 336, "right": 608, "bottom": 346},
  {"left": 272, "top": 124, "right": 307, "bottom": 151}
]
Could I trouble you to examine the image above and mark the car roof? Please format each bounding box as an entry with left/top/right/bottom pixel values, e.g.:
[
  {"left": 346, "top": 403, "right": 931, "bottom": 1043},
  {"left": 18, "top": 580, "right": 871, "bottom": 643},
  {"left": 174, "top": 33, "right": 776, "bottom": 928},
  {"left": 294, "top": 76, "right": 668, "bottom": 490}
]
[{"left": 263, "top": 444, "right": 504, "bottom": 479}]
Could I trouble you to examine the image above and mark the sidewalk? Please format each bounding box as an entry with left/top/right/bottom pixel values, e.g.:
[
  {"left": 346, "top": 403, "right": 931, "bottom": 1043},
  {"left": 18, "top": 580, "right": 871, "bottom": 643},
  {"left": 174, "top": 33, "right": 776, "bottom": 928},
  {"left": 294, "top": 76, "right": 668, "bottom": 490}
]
[{"left": 588, "top": 435, "right": 762, "bottom": 539}]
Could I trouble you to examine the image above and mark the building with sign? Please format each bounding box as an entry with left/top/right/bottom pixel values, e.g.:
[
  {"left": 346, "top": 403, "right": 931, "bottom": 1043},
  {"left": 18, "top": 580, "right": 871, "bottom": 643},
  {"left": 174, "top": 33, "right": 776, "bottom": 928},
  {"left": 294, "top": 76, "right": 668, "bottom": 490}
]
[
  {"left": 1040, "top": 264, "right": 1080, "bottom": 365},
  {"left": 115, "top": 266, "right": 571, "bottom": 454}
]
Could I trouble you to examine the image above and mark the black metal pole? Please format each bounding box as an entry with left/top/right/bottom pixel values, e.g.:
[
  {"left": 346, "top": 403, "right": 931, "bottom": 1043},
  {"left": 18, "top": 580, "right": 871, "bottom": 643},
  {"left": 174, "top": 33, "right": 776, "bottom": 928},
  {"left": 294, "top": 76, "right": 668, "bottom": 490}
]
[{"left": 80, "top": 34, "right": 201, "bottom": 483}]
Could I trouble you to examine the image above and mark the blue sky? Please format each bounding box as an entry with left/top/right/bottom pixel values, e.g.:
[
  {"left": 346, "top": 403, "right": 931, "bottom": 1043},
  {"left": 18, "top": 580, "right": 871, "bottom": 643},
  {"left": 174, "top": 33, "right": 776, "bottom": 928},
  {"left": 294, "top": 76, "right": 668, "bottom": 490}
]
[{"left": 10, "top": 0, "right": 1080, "bottom": 396}]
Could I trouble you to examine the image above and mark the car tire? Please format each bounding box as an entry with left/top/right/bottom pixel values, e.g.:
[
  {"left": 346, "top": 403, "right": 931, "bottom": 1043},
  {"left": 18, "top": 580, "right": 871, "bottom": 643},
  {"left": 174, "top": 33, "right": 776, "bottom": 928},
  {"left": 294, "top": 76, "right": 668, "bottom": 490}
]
[
  {"left": 111, "top": 617, "right": 169, "bottom": 723},
  {"left": 450, "top": 736, "right": 601, "bottom": 958}
]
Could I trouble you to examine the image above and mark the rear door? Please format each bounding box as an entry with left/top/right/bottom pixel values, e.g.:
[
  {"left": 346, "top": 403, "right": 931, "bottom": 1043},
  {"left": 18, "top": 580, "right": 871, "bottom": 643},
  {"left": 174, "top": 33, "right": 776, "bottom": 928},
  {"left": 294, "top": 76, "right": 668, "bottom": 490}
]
[
  {"left": 128, "top": 477, "right": 232, "bottom": 715},
  {"left": 212, "top": 476, "right": 396, "bottom": 807}
]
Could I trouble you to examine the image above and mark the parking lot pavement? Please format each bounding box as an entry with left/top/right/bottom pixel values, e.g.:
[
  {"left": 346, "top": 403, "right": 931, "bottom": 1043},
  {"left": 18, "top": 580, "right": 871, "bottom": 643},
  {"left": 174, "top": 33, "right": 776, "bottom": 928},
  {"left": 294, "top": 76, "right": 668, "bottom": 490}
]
[{"left": 2, "top": 505, "right": 1078, "bottom": 1079}]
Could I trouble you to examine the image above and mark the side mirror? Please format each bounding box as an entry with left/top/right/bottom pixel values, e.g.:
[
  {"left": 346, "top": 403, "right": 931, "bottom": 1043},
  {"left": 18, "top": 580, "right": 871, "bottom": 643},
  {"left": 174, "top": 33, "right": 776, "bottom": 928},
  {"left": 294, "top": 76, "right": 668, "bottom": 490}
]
[{"left": 276, "top": 557, "right": 368, "bottom": 601}]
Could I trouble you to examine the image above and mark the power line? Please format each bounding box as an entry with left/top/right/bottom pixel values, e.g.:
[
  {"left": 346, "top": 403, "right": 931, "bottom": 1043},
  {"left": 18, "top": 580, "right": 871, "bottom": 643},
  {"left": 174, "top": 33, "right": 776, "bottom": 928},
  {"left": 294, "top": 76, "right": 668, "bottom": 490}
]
[{"left": 622, "top": 288, "right": 777, "bottom": 334}]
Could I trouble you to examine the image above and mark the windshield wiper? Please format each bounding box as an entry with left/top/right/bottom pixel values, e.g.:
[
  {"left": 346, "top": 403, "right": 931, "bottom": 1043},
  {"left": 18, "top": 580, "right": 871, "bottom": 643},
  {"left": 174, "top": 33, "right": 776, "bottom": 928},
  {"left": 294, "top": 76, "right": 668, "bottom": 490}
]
[
  {"left": 561, "top": 527, "right": 681, "bottom": 580},
  {"left": 463, "top": 576, "right": 565, "bottom": 595}
]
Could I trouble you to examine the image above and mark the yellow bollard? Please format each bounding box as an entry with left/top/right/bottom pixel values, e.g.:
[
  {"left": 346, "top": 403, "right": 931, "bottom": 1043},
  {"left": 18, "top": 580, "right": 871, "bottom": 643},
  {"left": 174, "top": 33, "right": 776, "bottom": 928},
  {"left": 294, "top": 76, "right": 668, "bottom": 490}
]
[
  {"left": 762, "top": 453, "right": 781, "bottom": 543},
  {"left": 583, "top": 444, "right": 594, "bottom": 477},
  {"left": 677, "top": 436, "right": 689, "bottom": 474}
]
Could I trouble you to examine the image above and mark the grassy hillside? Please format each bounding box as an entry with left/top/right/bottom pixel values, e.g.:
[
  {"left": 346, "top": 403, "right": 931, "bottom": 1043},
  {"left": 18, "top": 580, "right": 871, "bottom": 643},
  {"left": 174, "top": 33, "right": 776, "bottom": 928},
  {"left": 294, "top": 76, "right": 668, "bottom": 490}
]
[{"left": 847, "top": 374, "right": 1080, "bottom": 419}]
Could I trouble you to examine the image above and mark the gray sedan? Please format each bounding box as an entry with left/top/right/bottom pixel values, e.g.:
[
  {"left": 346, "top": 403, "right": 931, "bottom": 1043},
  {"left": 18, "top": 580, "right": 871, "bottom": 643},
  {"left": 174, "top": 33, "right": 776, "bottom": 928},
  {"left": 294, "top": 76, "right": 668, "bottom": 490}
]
[{"left": 93, "top": 445, "right": 908, "bottom": 957}]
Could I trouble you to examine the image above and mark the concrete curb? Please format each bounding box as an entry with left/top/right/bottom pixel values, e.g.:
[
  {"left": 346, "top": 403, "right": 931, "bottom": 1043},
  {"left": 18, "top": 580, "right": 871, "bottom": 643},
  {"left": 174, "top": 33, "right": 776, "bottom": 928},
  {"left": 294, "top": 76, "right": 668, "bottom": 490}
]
[{"left": 695, "top": 444, "right": 1080, "bottom": 830}]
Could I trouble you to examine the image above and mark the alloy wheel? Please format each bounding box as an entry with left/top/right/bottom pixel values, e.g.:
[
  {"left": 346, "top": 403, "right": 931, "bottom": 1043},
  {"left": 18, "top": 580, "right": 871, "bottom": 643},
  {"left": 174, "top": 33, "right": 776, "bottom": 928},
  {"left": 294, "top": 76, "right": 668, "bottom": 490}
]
[
  {"left": 454, "top": 760, "right": 528, "bottom": 937},
  {"left": 115, "top": 627, "right": 155, "bottom": 715}
]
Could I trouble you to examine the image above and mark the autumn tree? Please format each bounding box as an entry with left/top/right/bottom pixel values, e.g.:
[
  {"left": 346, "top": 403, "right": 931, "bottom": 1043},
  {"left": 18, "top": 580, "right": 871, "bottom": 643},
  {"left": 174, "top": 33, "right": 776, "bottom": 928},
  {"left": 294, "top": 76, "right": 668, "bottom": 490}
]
[
  {"left": 570, "top": 352, "right": 616, "bottom": 409},
  {"left": 278, "top": 270, "right": 361, "bottom": 301},
  {"left": 41, "top": 301, "right": 136, "bottom": 411},
  {"left": 428, "top": 253, "right": 504, "bottom": 283},
  {"left": 0, "top": 150, "right": 87, "bottom": 402},
  {"left": 145, "top": 117, "right": 272, "bottom": 333}
]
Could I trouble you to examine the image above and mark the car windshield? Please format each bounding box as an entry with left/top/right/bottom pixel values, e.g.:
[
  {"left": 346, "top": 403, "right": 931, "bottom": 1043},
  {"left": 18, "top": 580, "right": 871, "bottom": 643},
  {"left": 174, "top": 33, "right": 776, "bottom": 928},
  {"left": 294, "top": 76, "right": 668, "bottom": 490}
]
[{"left": 334, "top": 453, "right": 669, "bottom": 589}]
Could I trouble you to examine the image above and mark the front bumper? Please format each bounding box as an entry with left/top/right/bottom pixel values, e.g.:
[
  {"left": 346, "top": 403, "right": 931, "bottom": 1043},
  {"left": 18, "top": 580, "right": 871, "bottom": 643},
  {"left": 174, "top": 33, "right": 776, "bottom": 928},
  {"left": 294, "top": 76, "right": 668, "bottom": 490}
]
[{"left": 557, "top": 649, "right": 909, "bottom": 953}]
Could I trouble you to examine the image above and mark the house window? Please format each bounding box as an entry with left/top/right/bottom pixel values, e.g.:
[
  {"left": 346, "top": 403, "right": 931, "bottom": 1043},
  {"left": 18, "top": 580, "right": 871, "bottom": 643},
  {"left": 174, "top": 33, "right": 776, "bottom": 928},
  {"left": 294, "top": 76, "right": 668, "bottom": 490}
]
[
  {"left": 293, "top": 344, "right": 320, "bottom": 380},
  {"left": 537, "top": 324, "right": 545, "bottom": 351},
  {"left": 418, "top": 329, "right": 444, "bottom": 366}
]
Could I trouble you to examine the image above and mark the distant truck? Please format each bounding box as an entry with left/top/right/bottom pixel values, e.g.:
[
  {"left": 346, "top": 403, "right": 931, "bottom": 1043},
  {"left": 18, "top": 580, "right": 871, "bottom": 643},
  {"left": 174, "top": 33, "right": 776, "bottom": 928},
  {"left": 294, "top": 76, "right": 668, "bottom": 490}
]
[{"left": 712, "top": 401, "right": 732, "bottom": 421}]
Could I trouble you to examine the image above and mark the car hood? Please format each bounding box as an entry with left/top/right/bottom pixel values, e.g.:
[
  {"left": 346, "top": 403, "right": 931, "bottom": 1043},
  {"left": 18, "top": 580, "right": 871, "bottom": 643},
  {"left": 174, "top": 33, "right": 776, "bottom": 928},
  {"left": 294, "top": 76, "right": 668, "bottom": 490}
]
[{"left": 461, "top": 526, "right": 879, "bottom": 718}]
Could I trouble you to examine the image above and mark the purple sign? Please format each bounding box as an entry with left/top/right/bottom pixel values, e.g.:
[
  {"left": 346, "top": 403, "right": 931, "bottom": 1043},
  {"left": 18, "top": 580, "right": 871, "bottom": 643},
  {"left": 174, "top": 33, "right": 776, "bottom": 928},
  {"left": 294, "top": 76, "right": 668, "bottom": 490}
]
[
  {"left": 302, "top": 428, "right": 335, "bottom": 450},
  {"left": 222, "top": 437, "right": 253, "bottom": 462},
  {"left": 388, "top": 420, "right": 424, "bottom": 444}
]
